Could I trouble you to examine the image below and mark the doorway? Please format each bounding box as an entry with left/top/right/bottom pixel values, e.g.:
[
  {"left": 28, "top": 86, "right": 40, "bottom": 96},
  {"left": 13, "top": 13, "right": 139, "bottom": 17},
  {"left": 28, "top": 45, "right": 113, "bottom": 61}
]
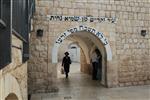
[
  {"left": 55, "top": 32, "right": 107, "bottom": 85},
  {"left": 57, "top": 40, "right": 81, "bottom": 78},
  {"left": 5, "top": 93, "right": 18, "bottom": 100},
  {"left": 52, "top": 25, "right": 112, "bottom": 86}
]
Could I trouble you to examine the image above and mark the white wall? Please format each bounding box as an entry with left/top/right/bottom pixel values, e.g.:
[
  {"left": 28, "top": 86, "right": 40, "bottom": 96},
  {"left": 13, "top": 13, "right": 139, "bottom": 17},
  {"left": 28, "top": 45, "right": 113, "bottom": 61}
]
[{"left": 68, "top": 44, "right": 80, "bottom": 63}]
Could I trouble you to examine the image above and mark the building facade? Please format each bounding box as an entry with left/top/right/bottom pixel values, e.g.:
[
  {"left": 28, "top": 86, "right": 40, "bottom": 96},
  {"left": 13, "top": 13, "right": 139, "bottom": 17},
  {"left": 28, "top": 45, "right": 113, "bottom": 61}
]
[
  {"left": 0, "top": 0, "right": 34, "bottom": 100},
  {"left": 0, "top": 0, "right": 150, "bottom": 100},
  {"left": 29, "top": 0, "right": 150, "bottom": 94}
]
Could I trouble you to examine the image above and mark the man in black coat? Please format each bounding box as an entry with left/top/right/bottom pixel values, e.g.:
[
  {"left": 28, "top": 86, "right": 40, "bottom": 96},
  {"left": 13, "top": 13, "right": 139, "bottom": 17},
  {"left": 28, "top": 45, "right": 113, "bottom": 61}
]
[{"left": 62, "top": 52, "right": 72, "bottom": 78}]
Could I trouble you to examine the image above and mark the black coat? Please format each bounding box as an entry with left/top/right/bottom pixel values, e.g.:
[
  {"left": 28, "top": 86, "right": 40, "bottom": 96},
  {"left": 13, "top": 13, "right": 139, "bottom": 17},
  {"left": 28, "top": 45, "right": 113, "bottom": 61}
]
[{"left": 62, "top": 56, "right": 71, "bottom": 73}]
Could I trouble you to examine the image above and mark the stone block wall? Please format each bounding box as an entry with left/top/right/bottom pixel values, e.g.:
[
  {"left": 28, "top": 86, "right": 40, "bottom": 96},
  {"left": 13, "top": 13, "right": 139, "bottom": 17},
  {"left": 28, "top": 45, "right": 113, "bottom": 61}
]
[
  {"left": 28, "top": 26, "right": 59, "bottom": 93},
  {"left": 80, "top": 48, "right": 92, "bottom": 75},
  {"left": 0, "top": 34, "right": 27, "bottom": 100},
  {"left": 29, "top": 0, "right": 150, "bottom": 93},
  {"left": 114, "top": 1, "right": 150, "bottom": 86}
]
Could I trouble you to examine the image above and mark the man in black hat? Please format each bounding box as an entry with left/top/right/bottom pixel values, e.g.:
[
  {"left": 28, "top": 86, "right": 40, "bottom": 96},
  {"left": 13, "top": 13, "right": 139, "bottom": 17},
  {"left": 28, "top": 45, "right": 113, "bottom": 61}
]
[{"left": 62, "top": 52, "right": 72, "bottom": 78}]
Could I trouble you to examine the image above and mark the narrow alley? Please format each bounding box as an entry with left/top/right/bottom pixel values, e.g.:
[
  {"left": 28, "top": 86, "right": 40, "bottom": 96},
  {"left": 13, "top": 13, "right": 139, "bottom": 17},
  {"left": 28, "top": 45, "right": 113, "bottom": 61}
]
[
  {"left": 31, "top": 63, "right": 150, "bottom": 100},
  {"left": 1, "top": 1, "right": 150, "bottom": 100}
]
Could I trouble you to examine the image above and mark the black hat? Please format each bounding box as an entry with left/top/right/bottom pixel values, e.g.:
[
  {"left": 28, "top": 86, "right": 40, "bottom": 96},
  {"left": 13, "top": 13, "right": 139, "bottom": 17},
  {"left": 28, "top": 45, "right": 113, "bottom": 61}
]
[{"left": 64, "top": 52, "right": 69, "bottom": 55}]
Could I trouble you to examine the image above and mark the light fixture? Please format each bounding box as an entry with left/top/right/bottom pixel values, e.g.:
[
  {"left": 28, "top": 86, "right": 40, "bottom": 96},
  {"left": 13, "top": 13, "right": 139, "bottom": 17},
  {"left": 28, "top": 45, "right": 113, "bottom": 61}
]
[
  {"left": 141, "top": 30, "right": 147, "bottom": 37},
  {"left": 36, "top": 29, "right": 43, "bottom": 37}
]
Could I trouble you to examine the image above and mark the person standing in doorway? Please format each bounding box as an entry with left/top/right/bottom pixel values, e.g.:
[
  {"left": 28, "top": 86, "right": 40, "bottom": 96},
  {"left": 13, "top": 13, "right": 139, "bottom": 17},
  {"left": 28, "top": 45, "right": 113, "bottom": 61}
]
[
  {"left": 62, "top": 52, "right": 72, "bottom": 78},
  {"left": 96, "top": 50, "right": 102, "bottom": 81},
  {"left": 91, "top": 49, "right": 99, "bottom": 80}
]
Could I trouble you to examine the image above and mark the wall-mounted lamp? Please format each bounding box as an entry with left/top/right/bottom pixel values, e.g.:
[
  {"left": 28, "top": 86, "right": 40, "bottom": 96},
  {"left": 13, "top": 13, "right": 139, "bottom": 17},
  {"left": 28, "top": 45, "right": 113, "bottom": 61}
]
[
  {"left": 141, "top": 30, "right": 147, "bottom": 37},
  {"left": 36, "top": 29, "right": 43, "bottom": 37}
]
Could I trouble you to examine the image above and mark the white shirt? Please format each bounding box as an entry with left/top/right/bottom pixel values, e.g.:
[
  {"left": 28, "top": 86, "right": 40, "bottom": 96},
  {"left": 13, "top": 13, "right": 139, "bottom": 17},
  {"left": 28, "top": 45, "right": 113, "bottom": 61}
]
[{"left": 91, "top": 52, "right": 98, "bottom": 63}]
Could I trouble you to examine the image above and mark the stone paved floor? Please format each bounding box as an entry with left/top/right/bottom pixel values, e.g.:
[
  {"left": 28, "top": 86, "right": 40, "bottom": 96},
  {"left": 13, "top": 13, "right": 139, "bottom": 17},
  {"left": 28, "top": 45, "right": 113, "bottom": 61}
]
[{"left": 31, "top": 63, "right": 150, "bottom": 100}]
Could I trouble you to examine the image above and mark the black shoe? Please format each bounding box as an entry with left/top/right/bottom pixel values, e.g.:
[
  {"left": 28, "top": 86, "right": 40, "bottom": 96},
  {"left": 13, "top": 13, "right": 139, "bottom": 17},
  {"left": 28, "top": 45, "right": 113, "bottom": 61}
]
[{"left": 66, "top": 74, "right": 68, "bottom": 78}]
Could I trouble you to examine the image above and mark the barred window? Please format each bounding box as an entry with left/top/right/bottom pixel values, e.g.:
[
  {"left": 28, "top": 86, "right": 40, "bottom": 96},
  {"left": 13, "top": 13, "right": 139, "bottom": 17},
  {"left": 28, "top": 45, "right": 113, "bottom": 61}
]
[
  {"left": 12, "top": 0, "right": 33, "bottom": 62},
  {"left": 0, "top": 0, "right": 35, "bottom": 69},
  {"left": 12, "top": 0, "right": 28, "bottom": 41}
]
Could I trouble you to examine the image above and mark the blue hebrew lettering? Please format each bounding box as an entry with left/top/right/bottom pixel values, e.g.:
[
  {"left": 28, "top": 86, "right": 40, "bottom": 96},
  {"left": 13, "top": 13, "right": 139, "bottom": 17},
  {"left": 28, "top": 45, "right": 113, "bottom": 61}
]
[
  {"left": 91, "top": 29, "right": 96, "bottom": 34},
  {"left": 82, "top": 17, "right": 88, "bottom": 22},
  {"left": 90, "top": 18, "right": 94, "bottom": 22},
  {"left": 96, "top": 32, "right": 101, "bottom": 37},
  {"left": 74, "top": 28, "right": 78, "bottom": 33},
  {"left": 57, "top": 38, "right": 63, "bottom": 43},
  {"left": 79, "top": 25, "right": 84, "bottom": 31},
  {"left": 70, "top": 29, "right": 74, "bottom": 33},
  {"left": 96, "top": 32, "right": 103, "bottom": 39},
  {"left": 74, "top": 16, "right": 80, "bottom": 21},
  {"left": 87, "top": 27, "right": 92, "bottom": 32},
  {"left": 103, "top": 39, "right": 108, "bottom": 45},
  {"left": 63, "top": 33, "right": 66, "bottom": 36}
]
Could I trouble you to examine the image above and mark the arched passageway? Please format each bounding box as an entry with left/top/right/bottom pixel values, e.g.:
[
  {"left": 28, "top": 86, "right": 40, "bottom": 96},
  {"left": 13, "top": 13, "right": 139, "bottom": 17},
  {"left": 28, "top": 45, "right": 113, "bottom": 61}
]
[
  {"left": 52, "top": 25, "right": 112, "bottom": 63},
  {"left": 52, "top": 25, "right": 112, "bottom": 86},
  {"left": 5, "top": 93, "right": 18, "bottom": 100}
]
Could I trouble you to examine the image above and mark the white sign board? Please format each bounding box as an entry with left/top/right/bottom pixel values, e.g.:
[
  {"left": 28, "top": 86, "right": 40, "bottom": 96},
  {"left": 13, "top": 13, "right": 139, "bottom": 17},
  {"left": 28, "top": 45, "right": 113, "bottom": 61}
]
[
  {"left": 47, "top": 15, "right": 117, "bottom": 23},
  {"left": 55, "top": 25, "right": 108, "bottom": 46}
]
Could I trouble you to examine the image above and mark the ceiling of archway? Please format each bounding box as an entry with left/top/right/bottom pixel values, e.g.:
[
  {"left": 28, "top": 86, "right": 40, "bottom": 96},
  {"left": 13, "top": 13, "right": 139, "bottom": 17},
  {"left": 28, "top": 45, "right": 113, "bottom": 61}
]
[{"left": 66, "top": 31, "right": 105, "bottom": 51}]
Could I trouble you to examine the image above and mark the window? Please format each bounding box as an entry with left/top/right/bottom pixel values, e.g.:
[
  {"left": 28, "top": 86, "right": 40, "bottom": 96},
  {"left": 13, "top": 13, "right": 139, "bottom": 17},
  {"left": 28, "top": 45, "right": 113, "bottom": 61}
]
[
  {"left": 0, "top": 0, "right": 11, "bottom": 69},
  {"left": 12, "top": 0, "right": 28, "bottom": 41},
  {"left": 12, "top": 0, "right": 31, "bottom": 62},
  {"left": 0, "top": 0, "right": 35, "bottom": 69}
]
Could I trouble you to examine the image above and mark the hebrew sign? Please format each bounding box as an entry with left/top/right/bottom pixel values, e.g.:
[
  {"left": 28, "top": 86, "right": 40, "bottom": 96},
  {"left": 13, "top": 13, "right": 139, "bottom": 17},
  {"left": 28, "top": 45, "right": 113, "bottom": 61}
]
[
  {"left": 47, "top": 15, "right": 117, "bottom": 23},
  {"left": 55, "top": 25, "right": 108, "bottom": 46}
]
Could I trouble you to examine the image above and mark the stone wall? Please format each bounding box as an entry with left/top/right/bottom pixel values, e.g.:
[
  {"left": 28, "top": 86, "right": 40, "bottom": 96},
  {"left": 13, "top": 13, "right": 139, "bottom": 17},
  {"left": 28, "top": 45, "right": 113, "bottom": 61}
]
[
  {"left": 114, "top": 1, "right": 150, "bottom": 86},
  {"left": 0, "top": 34, "right": 27, "bottom": 100},
  {"left": 28, "top": 29, "right": 59, "bottom": 93},
  {"left": 80, "top": 48, "right": 92, "bottom": 75},
  {"left": 29, "top": 0, "right": 150, "bottom": 93}
]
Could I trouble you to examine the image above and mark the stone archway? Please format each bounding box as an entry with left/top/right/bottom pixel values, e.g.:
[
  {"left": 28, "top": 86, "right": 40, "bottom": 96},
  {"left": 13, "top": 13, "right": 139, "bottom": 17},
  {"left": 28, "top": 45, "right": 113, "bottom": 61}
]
[
  {"left": 52, "top": 25, "right": 113, "bottom": 86},
  {"left": 5, "top": 93, "right": 18, "bottom": 100},
  {"left": 0, "top": 74, "right": 22, "bottom": 100},
  {"left": 52, "top": 25, "right": 112, "bottom": 63}
]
